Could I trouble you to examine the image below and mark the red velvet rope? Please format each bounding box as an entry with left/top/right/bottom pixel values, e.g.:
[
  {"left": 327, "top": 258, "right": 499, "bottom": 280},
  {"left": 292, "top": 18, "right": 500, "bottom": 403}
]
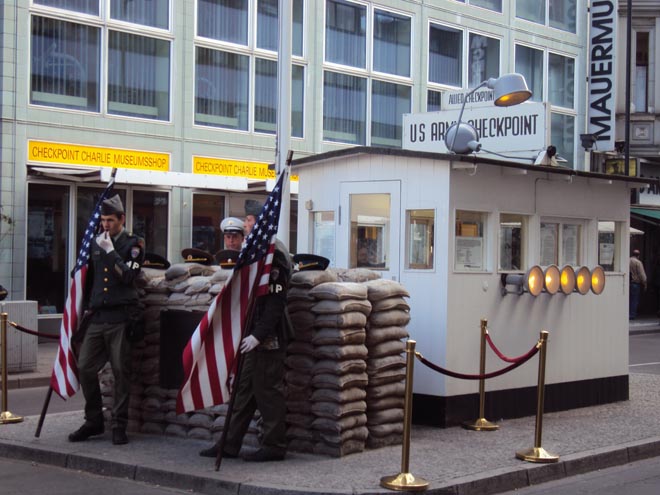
[
  {"left": 485, "top": 332, "right": 532, "bottom": 364},
  {"left": 8, "top": 321, "right": 60, "bottom": 340},
  {"left": 415, "top": 343, "right": 539, "bottom": 380}
]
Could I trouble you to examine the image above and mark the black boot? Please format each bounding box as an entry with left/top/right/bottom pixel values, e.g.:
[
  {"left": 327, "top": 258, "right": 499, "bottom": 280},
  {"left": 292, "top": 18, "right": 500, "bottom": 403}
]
[
  {"left": 242, "top": 447, "right": 285, "bottom": 462},
  {"left": 112, "top": 428, "right": 128, "bottom": 445},
  {"left": 68, "top": 423, "right": 104, "bottom": 442},
  {"left": 199, "top": 444, "right": 237, "bottom": 458}
]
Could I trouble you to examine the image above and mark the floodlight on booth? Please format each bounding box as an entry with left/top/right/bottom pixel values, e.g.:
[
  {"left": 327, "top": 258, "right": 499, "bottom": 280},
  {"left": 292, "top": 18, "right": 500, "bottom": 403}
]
[
  {"left": 501, "top": 265, "right": 544, "bottom": 296},
  {"left": 591, "top": 266, "right": 606, "bottom": 295},
  {"left": 543, "top": 265, "right": 560, "bottom": 295},
  {"left": 559, "top": 265, "right": 576, "bottom": 295},
  {"left": 574, "top": 266, "right": 591, "bottom": 295}
]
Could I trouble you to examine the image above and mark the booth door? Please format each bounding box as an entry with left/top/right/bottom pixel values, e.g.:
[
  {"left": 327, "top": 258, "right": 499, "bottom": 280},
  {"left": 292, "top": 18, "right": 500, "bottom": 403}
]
[{"left": 338, "top": 181, "right": 401, "bottom": 281}]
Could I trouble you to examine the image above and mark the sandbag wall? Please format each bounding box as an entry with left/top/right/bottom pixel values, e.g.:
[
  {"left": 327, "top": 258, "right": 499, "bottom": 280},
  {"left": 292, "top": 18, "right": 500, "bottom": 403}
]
[{"left": 285, "top": 269, "right": 410, "bottom": 457}]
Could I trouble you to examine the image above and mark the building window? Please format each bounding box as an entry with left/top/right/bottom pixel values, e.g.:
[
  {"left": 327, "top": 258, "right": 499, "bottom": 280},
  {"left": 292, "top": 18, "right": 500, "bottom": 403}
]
[
  {"left": 195, "top": 47, "right": 249, "bottom": 130},
  {"left": 312, "top": 211, "right": 336, "bottom": 267},
  {"left": 468, "top": 33, "right": 500, "bottom": 86},
  {"left": 35, "top": 0, "right": 99, "bottom": 15},
  {"left": 429, "top": 24, "right": 462, "bottom": 87},
  {"left": 192, "top": 193, "right": 225, "bottom": 255},
  {"left": 469, "top": 0, "right": 502, "bottom": 11},
  {"left": 499, "top": 214, "right": 526, "bottom": 271},
  {"left": 515, "top": 44, "right": 543, "bottom": 102},
  {"left": 406, "top": 209, "right": 434, "bottom": 270},
  {"left": 254, "top": 59, "right": 305, "bottom": 137},
  {"left": 540, "top": 220, "right": 582, "bottom": 266},
  {"left": 323, "top": 71, "right": 366, "bottom": 145},
  {"left": 551, "top": 112, "right": 575, "bottom": 165},
  {"left": 350, "top": 193, "right": 390, "bottom": 270},
  {"left": 133, "top": 190, "right": 169, "bottom": 259},
  {"left": 635, "top": 31, "right": 649, "bottom": 113},
  {"left": 325, "top": 0, "right": 366, "bottom": 69},
  {"left": 257, "top": 0, "right": 304, "bottom": 56},
  {"left": 108, "top": 32, "right": 171, "bottom": 120},
  {"left": 516, "top": 0, "right": 576, "bottom": 33},
  {"left": 548, "top": 53, "right": 575, "bottom": 109},
  {"left": 110, "top": 0, "right": 170, "bottom": 29},
  {"left": 27, "top": 183, "right": 70, "bottom": 314},
  {"left": 30, "top": 17, "right": 100, "bottom": 111},
  {"left": 427, "top": 90, "right": 442, "bottom": 112},
  {"left": 371, "top": 81, "right": 411, "bottom": 147},
  {"left": 373, "top": 9, "right": 411, "bottom": 77},
  {"left": 455, "top": 210, "right": 487, "bottom": 271},
  {"left": 198, "top": 0, "right": 249, "bottom": 45}
]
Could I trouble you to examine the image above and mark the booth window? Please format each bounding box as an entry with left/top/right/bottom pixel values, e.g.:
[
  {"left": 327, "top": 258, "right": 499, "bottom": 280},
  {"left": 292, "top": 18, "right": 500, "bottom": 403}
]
[
  {"left": 350, "top": 194, "right": 390, "bottom": 269},
  {"left": 312, "top": 211, "right": 336, "bottom": 267},
  {"left": 27, "top": 183, "right": 70, "bottom": 314},
  {"left": 597, "top": 221, "right": 619, "bottom": 272},
  {"left": 192, "top": 193, "right": 225, "bottom": 255},
  {"left": 133, "top": 190, "right": 169, "bottom": 258},
  {"left": 499, "top": 214, "right": 526, "bottom": 271},
  {"left": 540, "top": 220, "right": 582, "bottom": 266},
  {"left": 406, "top": 210, "right": 434, "bottom": 270},
  {"left": 455, "top": 210, "right": 487, "bottom": 271}
]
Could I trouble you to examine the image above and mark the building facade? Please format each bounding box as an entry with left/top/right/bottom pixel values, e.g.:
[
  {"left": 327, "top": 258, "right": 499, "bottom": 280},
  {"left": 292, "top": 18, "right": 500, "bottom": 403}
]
[{"left": 0, "top": 0, "right": 587, "bottom": 330}]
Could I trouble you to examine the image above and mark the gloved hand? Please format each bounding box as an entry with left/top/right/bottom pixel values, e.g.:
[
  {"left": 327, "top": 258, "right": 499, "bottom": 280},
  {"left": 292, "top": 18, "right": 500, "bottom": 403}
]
[
  {"left": 240, "top": 335, "right": 260, "bottom": 353},
  {"left": 96, "top": 232, "right": 114, "bottom": 253}
]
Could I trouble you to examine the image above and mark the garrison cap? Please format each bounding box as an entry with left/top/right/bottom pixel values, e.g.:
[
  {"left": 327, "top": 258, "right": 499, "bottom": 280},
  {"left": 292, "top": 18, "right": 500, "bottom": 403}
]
[
  {"left": 181, "top": 248, "right": 215, "bottom": 265},
  {"left": 143, "top": 252, "right": 171, "bottom": 270},
  {"left": 221, "top": 217, "right": 245, "bottom": 234},
  {"left": 293, "top": 253, "right": 330, "bottom": 271},
  {"left": 215, "top": 249, "right": 241, "bottom": 268},
  {"left": 101, "top": 194, "right": 124, "bottom": 215},
  {"left": 245, "top": 199, "right": 262, "bottom": 217}
]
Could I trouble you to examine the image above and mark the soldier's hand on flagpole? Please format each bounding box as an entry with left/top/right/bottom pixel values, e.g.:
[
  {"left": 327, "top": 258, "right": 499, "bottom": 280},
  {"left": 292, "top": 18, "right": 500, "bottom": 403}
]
[
  {"left": 240, "top": 335, "right": 260, "bottom": 353},
  {"left": 96, "top": 232, "right": 114, "bottom": 253}
]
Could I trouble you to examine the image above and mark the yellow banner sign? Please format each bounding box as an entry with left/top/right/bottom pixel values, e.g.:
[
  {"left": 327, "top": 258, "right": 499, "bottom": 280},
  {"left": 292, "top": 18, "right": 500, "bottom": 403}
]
[
  {"left": 193, "top": 156, "right": 298, "bottom": 181},
  {"left": 28, "top": 140, "right": 170, "bottom": 171}
]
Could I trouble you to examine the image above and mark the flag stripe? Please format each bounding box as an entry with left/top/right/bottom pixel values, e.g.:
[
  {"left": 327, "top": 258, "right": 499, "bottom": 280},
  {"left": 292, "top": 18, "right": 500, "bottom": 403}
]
[{"left": 177, "top": 173, "right": 285, "bottom": 413}]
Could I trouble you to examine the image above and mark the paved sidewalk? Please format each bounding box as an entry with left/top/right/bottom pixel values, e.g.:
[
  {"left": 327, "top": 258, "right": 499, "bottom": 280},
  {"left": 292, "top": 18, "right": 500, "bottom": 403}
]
[{"left": 1, "top": 327, "right": 660, "bottom": 494}]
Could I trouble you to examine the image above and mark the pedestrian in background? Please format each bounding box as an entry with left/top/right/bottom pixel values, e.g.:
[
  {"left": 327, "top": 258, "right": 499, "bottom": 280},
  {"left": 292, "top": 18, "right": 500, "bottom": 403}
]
[{"left": 630, "top": 249, "right": 647, "bottom": 320}]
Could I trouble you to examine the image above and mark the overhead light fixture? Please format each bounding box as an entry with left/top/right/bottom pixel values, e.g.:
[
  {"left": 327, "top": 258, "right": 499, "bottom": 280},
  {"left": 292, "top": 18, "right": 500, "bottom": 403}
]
[
  {"left": 559, "top": 265, "right": 576, "bottom": 294},
  {"left": 543, "top": 265, "right": 560, "bottom": 295},
  {"left": 574, "top": 266, "right": 591, "bottom": 295},
  {"left": 445, "top": 74, "right": 532, "bottom": 155},
  {"left": 501, "top": 265, "right": 544, "bottom": 296},
  {"left": 591, "top": 266, "right": 606, "bottom": 295}
]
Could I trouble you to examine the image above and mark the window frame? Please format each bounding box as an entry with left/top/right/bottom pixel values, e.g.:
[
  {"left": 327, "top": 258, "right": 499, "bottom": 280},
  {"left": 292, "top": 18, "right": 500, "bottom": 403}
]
[
  {"left": 454, "top": 209, "right": 489, "bottom": 272},
  {"left": 539, "top": 217, "right": 586, "bottom": 267}
]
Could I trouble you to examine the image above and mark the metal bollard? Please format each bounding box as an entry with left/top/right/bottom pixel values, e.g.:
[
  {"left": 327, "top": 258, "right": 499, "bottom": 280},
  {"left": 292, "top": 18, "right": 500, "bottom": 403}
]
[
  {"left": 1, "top": 312, "right": 24, "bottom": 424},
  {"left": 463, "top": 318, "right": 499, "bottom": 431},
  {"left": 515, "top": 331, "right": 557, "bottom": 463},
  {"left": 380, "top": 340, "right": 429, "bottom": 492}
]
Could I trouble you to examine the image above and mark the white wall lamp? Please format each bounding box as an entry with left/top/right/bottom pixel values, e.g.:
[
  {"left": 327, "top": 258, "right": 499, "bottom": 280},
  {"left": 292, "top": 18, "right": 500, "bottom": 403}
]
[{"left": 445, "top": 74, "right": 533, "bottom": 154}]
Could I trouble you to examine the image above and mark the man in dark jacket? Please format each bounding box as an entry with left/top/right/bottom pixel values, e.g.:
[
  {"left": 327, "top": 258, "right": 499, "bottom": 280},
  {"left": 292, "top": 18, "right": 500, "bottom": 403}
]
[
  {"left": 68, "top": 194, "right": 144, "bottom": 445},
  {"left": 200, "top": 244, "right": 293, "bottom": 461}
]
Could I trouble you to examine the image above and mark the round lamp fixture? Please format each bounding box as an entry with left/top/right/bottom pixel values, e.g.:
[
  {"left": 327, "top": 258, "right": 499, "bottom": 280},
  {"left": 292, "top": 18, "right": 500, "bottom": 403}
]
[
  {"left": 525, "top": 265, "right": 545, "bottom": 297},
  {"left": 591, "top": 266, "right": 606, "bottom": 295},
  {"left": 492, "top": 73, "right": 533, "bottom": 107},
  {"left": 574, "top": 266, "right": 591, "bottom": 295},
  {"left": 559, "top": 265, "right": 576, "bottom": 295},
  {"left": 543, "top": 265, "right": 560, "bottom": 295}
]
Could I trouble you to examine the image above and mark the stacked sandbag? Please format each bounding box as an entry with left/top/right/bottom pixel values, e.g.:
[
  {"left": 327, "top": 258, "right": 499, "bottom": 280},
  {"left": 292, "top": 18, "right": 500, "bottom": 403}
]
[
  {"left": 308, "top": 282, "right": 371, "bottom": 457},
  {"left": 363, "top": 279, "right": 411, "bottom": 449},
  {"left": 284, "top": 268, "right": 339, "bottom": 452}
]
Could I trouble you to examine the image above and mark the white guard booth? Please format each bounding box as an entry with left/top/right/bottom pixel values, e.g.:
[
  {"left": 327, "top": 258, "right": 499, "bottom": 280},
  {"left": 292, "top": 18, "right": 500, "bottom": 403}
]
[{"left": 292, "top": 147, "right": 652, "bottom": 426}]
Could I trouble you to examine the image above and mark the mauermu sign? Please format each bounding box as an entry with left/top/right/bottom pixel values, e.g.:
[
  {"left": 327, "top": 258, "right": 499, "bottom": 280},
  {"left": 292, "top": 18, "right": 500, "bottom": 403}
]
[
  {"left": 588, "top": 0, "right": 617, "bottom": 151},
  {"left": 402, "top": 103, "right": 548, "bottom": 154}
]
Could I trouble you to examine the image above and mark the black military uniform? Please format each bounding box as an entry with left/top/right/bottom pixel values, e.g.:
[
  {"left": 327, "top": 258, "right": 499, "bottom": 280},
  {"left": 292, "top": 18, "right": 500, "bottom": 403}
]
[
  {"left": 200, "top": 245, "right": 293, "bottom": 461},
  {"left": 69, "top": 194, "right": 144, "bottom": 446}
]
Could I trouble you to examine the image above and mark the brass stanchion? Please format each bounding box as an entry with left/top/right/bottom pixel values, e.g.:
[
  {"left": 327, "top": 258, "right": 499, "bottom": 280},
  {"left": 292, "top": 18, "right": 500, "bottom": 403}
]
[
  {"left": 1, "top": 312, "right": 24, "bottom": 424},
  {"left": 380, "top": 340, "right": 429, "bottom": 492},
  {"left": 515, "top": 331, "right": 557, "bottom": 463},
  {"left": 463, "top": 318, "right": 499, "bottom": 431}
]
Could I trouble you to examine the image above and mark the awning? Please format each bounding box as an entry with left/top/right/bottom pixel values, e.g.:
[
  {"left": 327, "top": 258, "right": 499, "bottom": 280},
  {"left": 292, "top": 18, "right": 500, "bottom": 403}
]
[
  {"left": 599, "top": 221, "right": 644, "bottom": 236},
  {"left": 631, "top": 207, "right": 660, "bottom": 226}
]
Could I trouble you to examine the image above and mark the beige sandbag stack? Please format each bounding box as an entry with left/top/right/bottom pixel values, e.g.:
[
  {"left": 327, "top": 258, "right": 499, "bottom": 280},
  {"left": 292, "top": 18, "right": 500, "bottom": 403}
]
[
  {"left": 308, "top": 281, "right": 372, "bottom": 457},
  {"left": 363, "top": 279, "right": 411, "bottom": 449},
  {"left": 284, "top": 268, "right": 339, "bottom": 452}
]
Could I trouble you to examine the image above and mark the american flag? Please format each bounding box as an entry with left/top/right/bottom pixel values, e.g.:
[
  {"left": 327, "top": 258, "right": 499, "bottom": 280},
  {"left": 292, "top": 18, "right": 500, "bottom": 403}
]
[
  {"left": 176, "top": 172, "right": 285, "bottom": 413},
  {"left": 50, "top": 180, "right": 115, "bottom": 399}
]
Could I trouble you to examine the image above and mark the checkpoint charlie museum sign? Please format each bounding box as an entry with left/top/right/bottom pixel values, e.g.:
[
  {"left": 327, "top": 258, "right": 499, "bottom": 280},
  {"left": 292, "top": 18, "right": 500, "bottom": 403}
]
[{"left": 402, "top": 101, "right": 548, "bottom": 155}]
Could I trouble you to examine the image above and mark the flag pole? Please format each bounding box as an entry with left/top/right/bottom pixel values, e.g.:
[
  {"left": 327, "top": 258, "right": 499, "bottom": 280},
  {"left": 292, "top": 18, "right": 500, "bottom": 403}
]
[{"left": 35, "top": 167, "right": 118, "bottom": 437}]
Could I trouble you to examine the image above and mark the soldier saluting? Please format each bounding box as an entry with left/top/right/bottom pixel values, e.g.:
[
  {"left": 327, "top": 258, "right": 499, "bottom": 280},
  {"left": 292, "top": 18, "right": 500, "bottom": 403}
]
[{"left": 68, "top": 194, "right": 145, "bottom": 446}]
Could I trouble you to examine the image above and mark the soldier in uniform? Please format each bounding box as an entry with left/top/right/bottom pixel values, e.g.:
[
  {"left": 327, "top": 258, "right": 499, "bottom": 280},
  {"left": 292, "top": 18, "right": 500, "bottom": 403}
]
[
  {"left": 68, "top": 194, "right": 145, "bottom": 446},
  {"left": 200, "top": 242, "right": 293, "bottom": 462},
  {"left": 244, "top": 199, "right": 262, "bottom": 236},
  {"left": 221, "top": 216, "right": 245, "bottom": 251}
]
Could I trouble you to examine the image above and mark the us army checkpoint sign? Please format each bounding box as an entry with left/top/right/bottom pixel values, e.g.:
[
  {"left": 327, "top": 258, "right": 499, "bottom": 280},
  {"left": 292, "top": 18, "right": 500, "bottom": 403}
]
[{"left": 402, "top": 102, "right": 548, "bottom": 155}]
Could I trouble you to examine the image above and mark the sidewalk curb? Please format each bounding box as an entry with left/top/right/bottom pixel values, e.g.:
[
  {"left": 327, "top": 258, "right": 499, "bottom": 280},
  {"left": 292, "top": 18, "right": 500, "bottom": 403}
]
[{"left": 3, "top": 436, "right": 660, "bottom": 494}]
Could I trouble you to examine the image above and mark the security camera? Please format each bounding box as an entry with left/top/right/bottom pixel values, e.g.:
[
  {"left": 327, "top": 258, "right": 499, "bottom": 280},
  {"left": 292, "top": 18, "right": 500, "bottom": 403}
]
[
  {"left": 534, "top": 145, "right": 559, "bottom": 166},
  {"left": 615, "top": 140, "right": 625, "bottom": 154},
  {"left": 579, "top": 134, "right": 597, "bottom": 151}
]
